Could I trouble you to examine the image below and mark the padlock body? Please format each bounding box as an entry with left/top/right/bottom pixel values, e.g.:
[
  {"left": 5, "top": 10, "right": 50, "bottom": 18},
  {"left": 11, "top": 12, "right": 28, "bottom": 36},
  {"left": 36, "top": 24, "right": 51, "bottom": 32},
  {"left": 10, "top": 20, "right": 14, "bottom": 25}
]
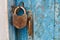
[{"left": 13, "top": 14, "right": 27, "bottom": 29}]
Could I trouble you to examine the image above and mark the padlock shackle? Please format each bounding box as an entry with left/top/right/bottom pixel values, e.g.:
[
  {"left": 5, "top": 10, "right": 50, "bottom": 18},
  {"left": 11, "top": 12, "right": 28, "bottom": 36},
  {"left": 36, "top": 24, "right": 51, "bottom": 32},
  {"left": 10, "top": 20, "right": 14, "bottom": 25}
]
[{"left": 14, "top": 6, "right": 26, "bottom": 16}]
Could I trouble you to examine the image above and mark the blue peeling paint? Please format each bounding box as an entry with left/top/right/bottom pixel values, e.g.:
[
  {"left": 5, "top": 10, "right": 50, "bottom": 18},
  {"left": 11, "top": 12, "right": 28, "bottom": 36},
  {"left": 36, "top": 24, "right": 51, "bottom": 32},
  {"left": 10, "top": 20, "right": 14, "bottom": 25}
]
[{"left": 8, "top": 0, "right": 60, "bottom": 40}]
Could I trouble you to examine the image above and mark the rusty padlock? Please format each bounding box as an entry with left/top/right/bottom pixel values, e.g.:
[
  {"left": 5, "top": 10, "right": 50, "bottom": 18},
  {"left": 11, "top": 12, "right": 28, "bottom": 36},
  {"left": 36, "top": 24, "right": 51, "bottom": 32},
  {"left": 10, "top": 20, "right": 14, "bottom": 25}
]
[{"left": 13, "top": 6, "right": 27, "bottom": 29}]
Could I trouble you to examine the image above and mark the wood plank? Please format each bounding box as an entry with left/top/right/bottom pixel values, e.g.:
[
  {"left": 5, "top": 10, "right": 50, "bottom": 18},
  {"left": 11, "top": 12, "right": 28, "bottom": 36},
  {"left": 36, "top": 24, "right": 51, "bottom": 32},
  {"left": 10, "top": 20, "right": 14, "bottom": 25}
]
[
  {"left": 8, "top": 0, "right": 16, "bottom": 40},
  {"left": 15, "top": 0, "right": 32, "bottom": 40},
  {"left": 55, "top": 0, "right": 60, "bottom": 40},
  {"left": 8, "top": 0, "right": 32, "bottom": 40},
  {"left": 31, "top": 0, "right": 55, "bottom": 40}
]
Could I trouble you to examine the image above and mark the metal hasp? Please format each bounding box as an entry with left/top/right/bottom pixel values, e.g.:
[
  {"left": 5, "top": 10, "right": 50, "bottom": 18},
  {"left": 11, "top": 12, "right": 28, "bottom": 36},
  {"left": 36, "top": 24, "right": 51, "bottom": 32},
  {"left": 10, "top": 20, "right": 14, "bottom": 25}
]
[{"left": 27, "top": 10, "right": 33, "bottom": 40}]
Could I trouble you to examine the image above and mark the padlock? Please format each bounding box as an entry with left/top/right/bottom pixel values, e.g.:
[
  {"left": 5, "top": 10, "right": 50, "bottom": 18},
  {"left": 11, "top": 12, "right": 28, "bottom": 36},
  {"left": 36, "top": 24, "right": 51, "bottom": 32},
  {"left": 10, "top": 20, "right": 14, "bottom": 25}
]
[{"left": 13, "top": 6, "right": 27, "bottom": 29}]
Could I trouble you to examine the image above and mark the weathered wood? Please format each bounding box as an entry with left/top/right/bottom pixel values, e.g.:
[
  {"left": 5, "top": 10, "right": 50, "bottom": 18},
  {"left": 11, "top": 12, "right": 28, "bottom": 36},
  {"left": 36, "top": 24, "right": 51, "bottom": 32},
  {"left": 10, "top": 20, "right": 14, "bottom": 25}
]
[
  {"left": 31, "top": 0, "right": 55, "bottom": 40},
  {"left": 8, "top": 0, "right": 60, "bottom": 40},
  {"left": 55, "top": 0, "right": 60, "bottom": 40},
  {"left": 8, "top": 0, "right": 16, "bottom": 40}
]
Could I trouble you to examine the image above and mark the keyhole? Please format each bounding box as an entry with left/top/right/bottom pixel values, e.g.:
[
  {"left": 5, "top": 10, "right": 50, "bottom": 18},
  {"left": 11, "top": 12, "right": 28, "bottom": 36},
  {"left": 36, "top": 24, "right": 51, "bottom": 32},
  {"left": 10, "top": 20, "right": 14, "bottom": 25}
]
[{"left": 16, "top": 8, "right": 24, "bottom": 16}]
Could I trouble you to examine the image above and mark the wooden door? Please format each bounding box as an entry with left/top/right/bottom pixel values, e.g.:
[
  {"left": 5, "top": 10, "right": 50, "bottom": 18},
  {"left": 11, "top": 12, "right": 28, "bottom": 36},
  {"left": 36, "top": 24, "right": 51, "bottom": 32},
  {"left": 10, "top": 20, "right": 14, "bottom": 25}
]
[{"left": 8, "top": 0, "right": 60, "bottom": 40}]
